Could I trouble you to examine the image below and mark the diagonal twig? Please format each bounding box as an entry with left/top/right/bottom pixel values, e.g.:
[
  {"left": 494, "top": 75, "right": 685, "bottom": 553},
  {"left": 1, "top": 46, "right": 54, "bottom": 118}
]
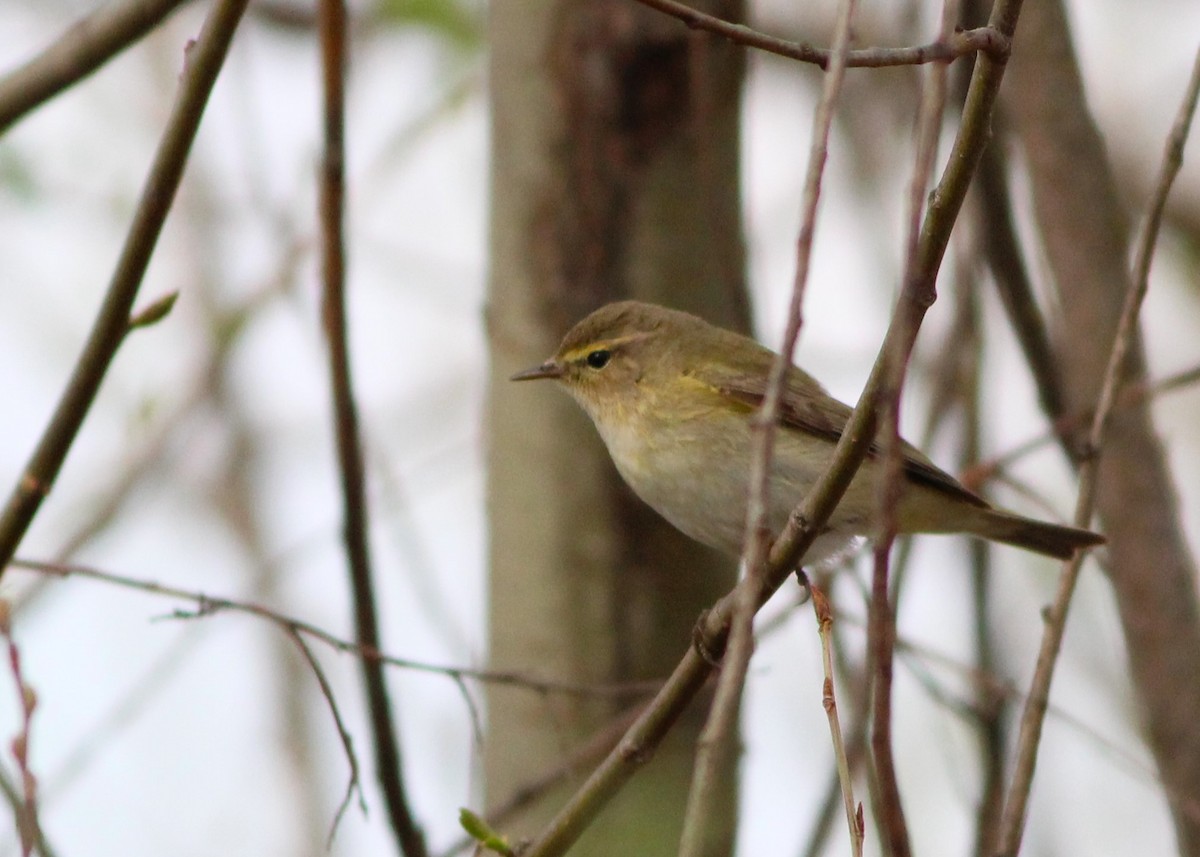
[
  {"left": 812, "top": 583, "right": 864, "bottom": 857},
  {"left": 0, "top": 0, "right": 250, "bottom": 580},
  {"left": 283, "top": 628, "right": 366, "bottom": 848},
  {"left": 0, "top": 0, "right": 196, "bottom": 134}
]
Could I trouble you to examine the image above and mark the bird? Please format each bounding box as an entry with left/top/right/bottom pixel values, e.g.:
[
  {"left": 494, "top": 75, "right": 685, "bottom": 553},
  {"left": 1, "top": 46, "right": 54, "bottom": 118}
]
[{"left": 511, "top": 300, "right": 1104, "bottom": 565}]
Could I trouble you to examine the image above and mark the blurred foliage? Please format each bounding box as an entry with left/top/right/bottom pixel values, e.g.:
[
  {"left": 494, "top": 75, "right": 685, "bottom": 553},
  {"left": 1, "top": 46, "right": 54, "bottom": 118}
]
[
  {"left": 376, "top": 0, "right": 483, "bottom": 52},
  {"left": 251, "top": 0, "right": 483, "bottom": 53},
  {"left": 0, "top": 144, "right": 36, "bottom": 203}
]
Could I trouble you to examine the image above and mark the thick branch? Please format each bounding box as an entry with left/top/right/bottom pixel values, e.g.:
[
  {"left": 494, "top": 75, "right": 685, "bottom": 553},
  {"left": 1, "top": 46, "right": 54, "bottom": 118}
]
[{"left": 0, "top": 0, "right": 194, "bottom": 134}]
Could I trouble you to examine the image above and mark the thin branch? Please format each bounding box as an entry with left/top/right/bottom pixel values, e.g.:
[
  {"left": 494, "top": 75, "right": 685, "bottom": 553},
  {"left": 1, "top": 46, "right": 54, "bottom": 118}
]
[
  {"left": 316, "top": 0, "right": 428, "bottom": 854},
  {"left": 283, "top": 629, "right": 366, "bottom": 848},
  {"left": 798, "top": 586, "right": 871, "bottom": 857},
  {"left": 677, "top": 0, "right": 857, "bottom": 851},
  {"left": 0, "top": 601, "right": 40, "bottom": 857},
  {"left": 10, "top": 556, "right": 659, "bottom": 699},
  {"left": 812, "top": 584, "right": 864, "bottom": 857},
  {"left": 516, "top": 0, "right": 1025, "bottom": 852},
  {"left": 796, "top": 300, "right": 978, "bottom": 850},
  {"left": 866, "top": 4, "right": 957, "bottom": 854},
  {"left": 951, "top": 250, "right": 1008, "bottom": 857},
  {"left": 631, "top": 0, "right": 1009, "bottom": 70},
  {"left": 0, "top": 0, "right": 195, "bottom": 134},
  {"left": 0, "top": 767, "right": 58, "bottom": 857},
  {"left": 996, "top": 43, "right": 1200, "bottom": 856},
  {"left": 0, "top": 0, "right": 250, "bottom": 579}
]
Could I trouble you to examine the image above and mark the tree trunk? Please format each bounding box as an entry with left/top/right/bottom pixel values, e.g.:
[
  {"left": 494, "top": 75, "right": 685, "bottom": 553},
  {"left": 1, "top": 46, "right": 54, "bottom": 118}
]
[{"left": 486, "top": 1, "right": 747, "bottom": 853}]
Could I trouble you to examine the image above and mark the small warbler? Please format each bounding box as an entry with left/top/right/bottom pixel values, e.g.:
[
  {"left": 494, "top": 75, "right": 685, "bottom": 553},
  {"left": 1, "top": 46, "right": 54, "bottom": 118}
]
[{"left": 511, "top": 300, "right": 1104, "bottom": 564}]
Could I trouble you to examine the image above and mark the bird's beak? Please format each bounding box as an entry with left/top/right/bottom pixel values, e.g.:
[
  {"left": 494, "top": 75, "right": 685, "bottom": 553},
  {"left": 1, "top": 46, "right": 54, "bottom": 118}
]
[{"left": 510, "top": 360, "right": 563, "bottom": 382}]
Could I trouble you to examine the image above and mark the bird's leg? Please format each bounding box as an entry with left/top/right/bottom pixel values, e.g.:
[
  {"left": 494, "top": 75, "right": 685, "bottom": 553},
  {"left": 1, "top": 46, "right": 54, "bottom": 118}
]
[{"left": 793, "top": 567, "right": 812, "bottom": 603}]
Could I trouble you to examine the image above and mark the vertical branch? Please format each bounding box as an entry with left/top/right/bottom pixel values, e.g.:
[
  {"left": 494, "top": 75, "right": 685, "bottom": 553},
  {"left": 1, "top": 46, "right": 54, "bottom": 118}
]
[
  {"left": 953, "top": 261, "right": 1007, "bottom": 857},
  {"left": 0, "top": 0, "right": 249, "bottom": 579},
  {"left": 678, "top": 1, "right": 857, "bottom": 854},
  {"left": 812, "top": 584, "right": 865, "bottom": 857},
  {"left": 866, "top": 3, "right": 957, "bottom": 855},
  {"left": 0, "top": 601, "right": 39, "bottom": 857},
  {"left": 996, "top": 45, "right": 1200, "bottom": 855},
  {"left": 800, "top": 598, "right": 871, "bottom": 857},
  {"left": 316, "top": 2, "right": 428, "bottom": 855}
]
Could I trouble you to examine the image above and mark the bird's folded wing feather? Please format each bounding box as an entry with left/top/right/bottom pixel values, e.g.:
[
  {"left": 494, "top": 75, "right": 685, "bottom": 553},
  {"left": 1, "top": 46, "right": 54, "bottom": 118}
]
[{"left": 713, "top": 367, "right": 986, "bottom": 508}]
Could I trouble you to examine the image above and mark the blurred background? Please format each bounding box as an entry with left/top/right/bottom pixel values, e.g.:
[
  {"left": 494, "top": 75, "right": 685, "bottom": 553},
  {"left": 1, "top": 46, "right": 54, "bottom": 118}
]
[{"left": 0, "top": 0, "right": 1198, "bottom": 855}]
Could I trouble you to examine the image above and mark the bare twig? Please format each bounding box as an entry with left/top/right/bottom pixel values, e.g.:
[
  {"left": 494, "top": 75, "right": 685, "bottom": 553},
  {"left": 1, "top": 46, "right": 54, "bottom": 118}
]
[
  {"left": 1006, "top": 8, "right": 1200, "bottom": 844},
  {"left": 0, "top": 601, "right": 40, "bottom": 857},
  {"left": 0, "top": 767, "right": 59, "bottom": 857},
  {"left": 283, "top": 629, "right": 366, "bottom": 847},
  {"left": 865, "top": 5, "right": 957, "bottom": 855},
  {"left": 799, "top": 586, "right": 871, "bottom": 857},
  {"left": 10, "top": 556, "right": 659, "bottom": 699},
  {"left": 996, "top": 43, "right": 1200, "bottom": 856},
  {"left": 797, "top": 271, "right": 980, "bottom": 855},
  {"left": 677, "top": 0, "right": 857, "bottom": 852},
  {"left": 316, "top": 0, "right": 428, "bottom": 853},
  {"left": 951, "top": 250, "right": 1009, "bottom": 857},
  {"left": 812, "top": 584, "right": 863, "bottom": 857},
  {"left": 0, "top": 0, "right": 250, "bottom": 579},
  {"left": 630, "top": 0, "right": 1009, "bottom": 69},
  {"left": 0, "top": 0, "right": 195, "bottom": 134}
]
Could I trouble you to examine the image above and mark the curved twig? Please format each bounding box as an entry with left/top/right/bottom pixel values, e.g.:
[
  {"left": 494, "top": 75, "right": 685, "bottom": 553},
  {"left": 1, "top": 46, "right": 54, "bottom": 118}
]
[{"left": 632, "top": 0, "right": 1009, "bottom": 69}]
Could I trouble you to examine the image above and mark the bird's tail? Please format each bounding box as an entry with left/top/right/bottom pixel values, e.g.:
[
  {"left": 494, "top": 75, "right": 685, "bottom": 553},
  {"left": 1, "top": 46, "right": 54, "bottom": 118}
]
[{"left": 964, "top": 507, "right": 1105, "bottom": 560}]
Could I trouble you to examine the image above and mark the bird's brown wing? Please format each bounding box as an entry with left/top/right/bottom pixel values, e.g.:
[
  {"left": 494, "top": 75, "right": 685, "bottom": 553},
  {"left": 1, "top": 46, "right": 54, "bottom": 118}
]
[{"left": 714, "top": 368, "right": 986, "bottom": 508}]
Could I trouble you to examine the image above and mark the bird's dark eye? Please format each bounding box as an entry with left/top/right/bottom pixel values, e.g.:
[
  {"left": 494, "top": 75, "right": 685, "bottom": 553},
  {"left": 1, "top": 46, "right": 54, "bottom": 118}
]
[{"left": 586, "top": 349, "right": 611, "bottom": 369}]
